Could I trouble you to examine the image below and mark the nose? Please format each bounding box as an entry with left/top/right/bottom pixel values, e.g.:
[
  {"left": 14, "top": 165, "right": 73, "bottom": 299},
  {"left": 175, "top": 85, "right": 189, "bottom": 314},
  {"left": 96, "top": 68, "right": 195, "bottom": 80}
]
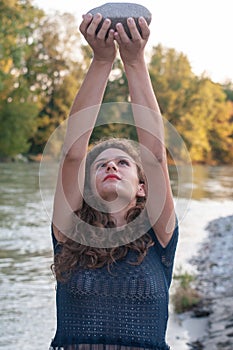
[{"left": 106, "top": 160, "right": 118, "bottom": 172}]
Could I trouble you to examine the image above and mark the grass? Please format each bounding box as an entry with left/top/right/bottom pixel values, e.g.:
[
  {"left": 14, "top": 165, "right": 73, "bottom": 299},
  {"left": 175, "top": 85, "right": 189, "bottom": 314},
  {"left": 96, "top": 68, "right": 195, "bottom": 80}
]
[{"left": 172, "top": 268, "right": 201, "bottom": 314}]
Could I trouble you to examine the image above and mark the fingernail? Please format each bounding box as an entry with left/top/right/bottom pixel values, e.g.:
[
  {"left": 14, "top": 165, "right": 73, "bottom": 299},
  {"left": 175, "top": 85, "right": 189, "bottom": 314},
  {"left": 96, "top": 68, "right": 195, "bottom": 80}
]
[{"left": 128, "top": 17, "right": 133, "bottom": 23}]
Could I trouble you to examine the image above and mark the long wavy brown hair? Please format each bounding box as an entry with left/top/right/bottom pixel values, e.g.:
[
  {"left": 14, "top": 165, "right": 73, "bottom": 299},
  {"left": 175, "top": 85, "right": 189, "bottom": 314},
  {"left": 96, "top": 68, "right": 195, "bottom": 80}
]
[{"left": 52, "top": 138, "right": 154, "bottom": 282}]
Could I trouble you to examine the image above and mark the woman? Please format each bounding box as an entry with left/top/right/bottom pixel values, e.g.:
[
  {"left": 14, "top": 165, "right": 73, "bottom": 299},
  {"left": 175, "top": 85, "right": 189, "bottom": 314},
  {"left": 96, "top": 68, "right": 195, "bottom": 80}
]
[{"left": 50, "top": 12, "right": 178, "bottom": 350}]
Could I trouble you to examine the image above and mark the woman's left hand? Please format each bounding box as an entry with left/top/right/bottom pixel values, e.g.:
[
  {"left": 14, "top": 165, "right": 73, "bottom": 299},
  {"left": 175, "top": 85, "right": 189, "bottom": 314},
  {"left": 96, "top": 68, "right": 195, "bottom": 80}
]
[{"left": 114, "top": 17, "right": 150, "bottom": 66}]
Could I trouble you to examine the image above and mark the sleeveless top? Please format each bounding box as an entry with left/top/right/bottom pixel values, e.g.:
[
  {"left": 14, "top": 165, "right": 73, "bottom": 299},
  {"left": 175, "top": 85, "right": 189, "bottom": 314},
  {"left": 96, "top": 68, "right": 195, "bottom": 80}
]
[{"left": 49, "top": 224, "right": 179, "bottom": 350}]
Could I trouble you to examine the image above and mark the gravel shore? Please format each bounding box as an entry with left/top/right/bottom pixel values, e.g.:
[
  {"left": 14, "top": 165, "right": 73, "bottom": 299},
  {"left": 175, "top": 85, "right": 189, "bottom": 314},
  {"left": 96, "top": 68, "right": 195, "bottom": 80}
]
[{"left": 191, "top": 215, "right": 233, "bottom": 350}]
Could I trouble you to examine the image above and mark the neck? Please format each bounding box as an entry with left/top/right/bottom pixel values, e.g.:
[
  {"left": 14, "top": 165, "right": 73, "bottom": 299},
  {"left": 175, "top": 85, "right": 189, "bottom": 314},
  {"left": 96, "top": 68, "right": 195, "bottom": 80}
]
[
  {"left": 108, "top": 200, "right": 136, "bottom": 227},
  {"left": 111, "top": 211, "right": 127, "bottom": 227}
]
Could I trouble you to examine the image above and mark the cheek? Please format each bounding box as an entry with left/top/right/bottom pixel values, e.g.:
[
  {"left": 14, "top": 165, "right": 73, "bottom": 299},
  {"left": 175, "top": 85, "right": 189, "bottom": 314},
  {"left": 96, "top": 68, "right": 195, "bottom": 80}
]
[
  {"left": 88, "top": 168, "right": 96, "bottom": 191},
  {"left": 90, "top": 170, "right": 102, "bottom": 194},
  {"left": 132, "top": 170, "right": 141, "bottom": 185},
  {"left": 90, "top": 175, "right": 97, "bottom": 192}
]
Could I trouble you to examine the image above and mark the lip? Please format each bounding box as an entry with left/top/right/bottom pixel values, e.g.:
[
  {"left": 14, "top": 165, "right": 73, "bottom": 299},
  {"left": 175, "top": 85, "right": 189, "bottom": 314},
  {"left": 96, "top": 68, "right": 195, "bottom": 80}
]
[{"left": 103, "top": 174, "right": 121, "bottom": 181}]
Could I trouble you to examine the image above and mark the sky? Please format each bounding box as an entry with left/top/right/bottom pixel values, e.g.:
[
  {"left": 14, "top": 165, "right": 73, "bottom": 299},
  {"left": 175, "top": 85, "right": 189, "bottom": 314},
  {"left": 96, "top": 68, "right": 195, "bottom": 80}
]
[{"left": 32, "top": 0, "right": 233, "bottom": 83}]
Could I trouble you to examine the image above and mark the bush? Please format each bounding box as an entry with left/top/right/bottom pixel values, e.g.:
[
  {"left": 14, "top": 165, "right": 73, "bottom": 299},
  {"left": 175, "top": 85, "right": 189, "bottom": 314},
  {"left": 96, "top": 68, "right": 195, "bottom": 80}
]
[{"left": 172, "top": 269, "right": 201, "bottom": 314}]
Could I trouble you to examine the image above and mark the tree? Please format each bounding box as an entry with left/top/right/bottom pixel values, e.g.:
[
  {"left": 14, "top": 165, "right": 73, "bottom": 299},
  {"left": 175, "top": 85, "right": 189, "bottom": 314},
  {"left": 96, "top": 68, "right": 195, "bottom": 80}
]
[
  {"left": 90, "top": 57, "right": 137, "bottom": 142},
  {"left": 149, "top": 44, "right": 194, "bottom": 123},
  {"left": 178, "top": 77, "right": 232, "bottom": 163},
  {"left": 0, "top": 0, "right": 44, "bottom": 158},
  {"left": 148, "top": 45, "right": 233, "bottom": 164},
  {"left": 26, "top": 12, "right": 85, "bottom": 154},
  {"left": 0, "top": 100, "right": 37, "bottom": 158},
  {"left": 210, "top": 82, "right": 233, "bottom": 163}
]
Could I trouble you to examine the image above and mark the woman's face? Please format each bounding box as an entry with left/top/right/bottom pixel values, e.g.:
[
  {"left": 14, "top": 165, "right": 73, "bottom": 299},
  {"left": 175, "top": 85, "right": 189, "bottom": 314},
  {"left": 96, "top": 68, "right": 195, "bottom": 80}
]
[{"left": 90, "top": 148, "right": 145, "bottom": 207}]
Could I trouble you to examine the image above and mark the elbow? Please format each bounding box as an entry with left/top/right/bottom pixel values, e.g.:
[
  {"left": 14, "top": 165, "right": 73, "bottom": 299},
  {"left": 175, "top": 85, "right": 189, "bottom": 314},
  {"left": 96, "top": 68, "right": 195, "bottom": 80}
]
[
  {"left": 143, "top": 140, "right": 167, "bottom": 165},
  {"left": 152, "top": 141, "right": 167, "bottom": 164},
  {"left": 154, "top": 152, "right": 165, "bottom": 164},
  {"left": 150, "top": 147, "right": 167, "bottom": 165},
  {"left": 62, "top": 144, "right": 86, "bottom": 162}
]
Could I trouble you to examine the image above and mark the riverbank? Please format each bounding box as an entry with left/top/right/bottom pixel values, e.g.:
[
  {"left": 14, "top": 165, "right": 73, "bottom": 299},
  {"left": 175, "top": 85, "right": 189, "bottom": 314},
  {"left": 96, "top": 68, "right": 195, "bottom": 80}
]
[{"left": 190, "top": 215, "right": 233, "bottom": 349}]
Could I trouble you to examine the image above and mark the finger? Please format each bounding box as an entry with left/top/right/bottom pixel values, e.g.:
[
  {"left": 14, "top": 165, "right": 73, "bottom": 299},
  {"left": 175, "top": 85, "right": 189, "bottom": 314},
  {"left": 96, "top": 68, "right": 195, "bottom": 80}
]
[
  {"left": 127, "top": 17, "right": 141, "bottom": 41},
  {"left": 115, "top": 22, "right": 130, "bottom": 43},
  {"left": 97, "top": 18, "right": 111, "bottom": 40},
  {"left": 106, "top": 28, "right": 115, "bottom": 43},
  {"left": 138, "top": 17, "right": 150, "bottom": 40},
  {"left": 86, "top": 13, "right": 103, "bottom": 36},
  {"left": 114, "top": 31, "right": 122, "bottom": 45},
  {"left": 79, "top": 13, "right": 93, "bottom": 34}
]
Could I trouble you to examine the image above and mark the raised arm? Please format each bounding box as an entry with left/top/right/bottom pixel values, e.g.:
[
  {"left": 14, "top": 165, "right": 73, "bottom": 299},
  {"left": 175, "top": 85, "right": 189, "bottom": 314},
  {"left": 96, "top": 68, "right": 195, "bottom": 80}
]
[
  {"left": 114, "top": 17, "right": 176, "bottom": 247},
  {"left": 52, "top": 13, "right": 116, "bottom": 240}
]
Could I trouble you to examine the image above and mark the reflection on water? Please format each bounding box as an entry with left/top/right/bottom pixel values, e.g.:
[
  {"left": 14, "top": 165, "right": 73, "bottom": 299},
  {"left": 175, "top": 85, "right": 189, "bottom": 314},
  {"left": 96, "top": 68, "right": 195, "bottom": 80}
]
[
  {"left": 191, "top": 165, "right": 233, "bottom": 200},
  {"left": 0, "top": 162, "right": 233, "bottom": 349},
  {"left": 169, "top": 164, "right": 233, "bottom": 200},
  {"left": 0, "top": 163, "right": 55, "bottom": 349}
]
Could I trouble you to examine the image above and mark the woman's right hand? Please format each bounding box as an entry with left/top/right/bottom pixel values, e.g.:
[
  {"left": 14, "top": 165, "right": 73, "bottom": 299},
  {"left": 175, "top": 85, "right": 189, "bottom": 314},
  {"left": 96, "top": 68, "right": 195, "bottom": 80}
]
[{"left": 79, "top": 13, "right": 117, "bottom": 64}]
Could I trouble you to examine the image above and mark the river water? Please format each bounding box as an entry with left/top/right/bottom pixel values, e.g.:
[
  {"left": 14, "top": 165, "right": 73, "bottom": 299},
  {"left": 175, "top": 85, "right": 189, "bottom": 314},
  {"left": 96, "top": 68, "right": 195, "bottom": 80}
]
[{"left": 0, "top": 162, "right": 233, "bottom": 349}]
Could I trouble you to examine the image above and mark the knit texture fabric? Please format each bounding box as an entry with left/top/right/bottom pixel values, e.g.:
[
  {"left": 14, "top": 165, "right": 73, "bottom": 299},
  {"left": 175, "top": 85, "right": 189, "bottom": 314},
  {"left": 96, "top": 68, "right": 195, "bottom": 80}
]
[{"left": 50, "top": 224, "right": 179, "bottom": 350}]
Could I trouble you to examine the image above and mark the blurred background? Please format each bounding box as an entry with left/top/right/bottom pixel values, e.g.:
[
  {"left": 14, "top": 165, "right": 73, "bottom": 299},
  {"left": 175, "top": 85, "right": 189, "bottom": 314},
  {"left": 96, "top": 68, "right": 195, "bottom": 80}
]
[{"left": 0, "top": 0, "right": 233, "bottom": 349}]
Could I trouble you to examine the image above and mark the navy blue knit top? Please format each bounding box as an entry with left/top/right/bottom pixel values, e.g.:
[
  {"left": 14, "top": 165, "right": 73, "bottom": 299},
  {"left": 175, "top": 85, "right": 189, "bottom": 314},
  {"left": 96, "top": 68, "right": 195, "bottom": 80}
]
[{"left": 50, "top": 224, "right": 179, "bottom": 350}]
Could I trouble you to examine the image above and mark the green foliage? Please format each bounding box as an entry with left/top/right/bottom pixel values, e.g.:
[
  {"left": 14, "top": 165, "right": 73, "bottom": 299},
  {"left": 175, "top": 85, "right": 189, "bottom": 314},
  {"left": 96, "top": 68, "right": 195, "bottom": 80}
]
[
  {"left": 0, "top": 2, "right": 232, "bottom": 163},
  {"left": 0, "top": 0, "right": 44, "bottom": 93},
  {"left": 172, "top": 268, "right": 201, "bottom": 314},
  {"left": 0, "top": 100, "right": 38, "bottom": 157},
  {"left": 149, "top": 44, "right": 194, "bottom": 120},
  {"left": 104, "top": 58, "right": 129, "bottom": 103},
  {"left": 180, "top": 78, "right": 233, "bottom": 163},
  {"left": 173, "top": 289, "right": 200, "bottom": 314},
  {"left": 148, "top": 45, "right": 233, "bottom": 164},
  {"left": 222, "top": 81, "right": 233, "bottom": 101},
  {"left": 24, "top": 12, "right": 84, "bottom": 153},
  {"left": 174, "top": 269, "right": 195, "bottom": 289},
  {"left": 0, "top": 0, "right": 43, "bottom": 157},
  {"left": 0, "top": 1, "right": 84, "bottom": 156},
  {"left": 91, "top": 98, "right": 137, "bottom": 143}
]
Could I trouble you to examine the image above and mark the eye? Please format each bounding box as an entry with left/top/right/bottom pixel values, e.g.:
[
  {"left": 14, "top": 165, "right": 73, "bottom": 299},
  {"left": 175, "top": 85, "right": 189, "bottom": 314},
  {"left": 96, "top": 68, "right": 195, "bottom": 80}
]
[
  {"left": 118, "top": 159, "right": 130, "bottom": 166},
  {"left": 96, "top": 162, "right": 107, "bottom": 169}
]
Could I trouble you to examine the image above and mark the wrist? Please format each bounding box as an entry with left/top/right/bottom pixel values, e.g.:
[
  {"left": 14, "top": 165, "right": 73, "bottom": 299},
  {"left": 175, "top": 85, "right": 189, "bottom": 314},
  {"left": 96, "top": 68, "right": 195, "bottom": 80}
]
[
  {"left": 123, "top": 58, "right": 147, "bottom": 72},
  {"left": 92, "top": 56, "right": 115, "bottom": 67}
]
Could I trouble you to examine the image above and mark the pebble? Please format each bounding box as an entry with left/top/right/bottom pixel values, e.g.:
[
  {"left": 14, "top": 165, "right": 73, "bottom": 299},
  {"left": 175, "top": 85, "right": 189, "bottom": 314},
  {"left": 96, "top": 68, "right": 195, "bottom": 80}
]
[{"left": 191, "top": 215, "right": 233, "bottom": 349}]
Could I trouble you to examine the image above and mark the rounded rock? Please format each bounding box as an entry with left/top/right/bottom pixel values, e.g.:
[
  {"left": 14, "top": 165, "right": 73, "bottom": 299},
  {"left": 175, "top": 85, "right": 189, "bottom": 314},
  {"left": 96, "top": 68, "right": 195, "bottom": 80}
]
[{"left": 87, "top": 2, "right": 152, "bottom": 38}]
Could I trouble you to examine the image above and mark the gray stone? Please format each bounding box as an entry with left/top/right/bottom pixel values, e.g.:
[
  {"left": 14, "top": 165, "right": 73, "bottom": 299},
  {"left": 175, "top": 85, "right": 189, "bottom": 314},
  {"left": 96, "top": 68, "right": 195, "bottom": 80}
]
[
  {"left": 87, "top": 2, "right": 152, "bottom": 38},
  {"left": 191, "top": 216, "right": 233, "bottom": 349}
]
